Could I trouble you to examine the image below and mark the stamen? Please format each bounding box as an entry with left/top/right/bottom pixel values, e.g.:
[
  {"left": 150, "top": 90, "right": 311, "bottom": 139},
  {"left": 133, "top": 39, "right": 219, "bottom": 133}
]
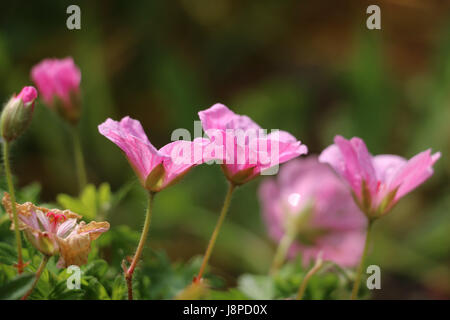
[{"left": 46, "top": 211, "right": 67, "bottom": 225}]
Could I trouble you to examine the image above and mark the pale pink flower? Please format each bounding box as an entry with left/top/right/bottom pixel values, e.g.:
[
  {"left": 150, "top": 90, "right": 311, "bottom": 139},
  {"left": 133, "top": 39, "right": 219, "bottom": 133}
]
[
  {"left": 31, "top": 57, "right": 81, "bottom": 123},
  {"left": 98, "top": 116, "right": 211, "bottom": 192},
  {"left": 259, "top": 157, "right": 366, "bottom": 267},
  {"left": 319, "top": 135, "right": 441, "bottom": 218},
  {"left": 198, "top": 103, "right": 307, "bottom": 185},
  {"left": 2, "top": 193, "right": 109, "bottom": 268}
]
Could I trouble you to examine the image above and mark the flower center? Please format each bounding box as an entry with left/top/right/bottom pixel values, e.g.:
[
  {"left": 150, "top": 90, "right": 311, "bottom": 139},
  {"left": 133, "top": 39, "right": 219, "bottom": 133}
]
[{"left": 46, "top": 211, "right": 66, "bottom": 225}]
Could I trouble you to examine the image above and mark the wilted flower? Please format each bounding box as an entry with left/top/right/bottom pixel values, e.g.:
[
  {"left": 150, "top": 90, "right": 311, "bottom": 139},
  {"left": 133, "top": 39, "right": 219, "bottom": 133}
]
[
  {"left": 2, "top": 193, "right": 109, "bottom": 268},
  {"left": 98, "top": 116, "right": 211, "bottom": 192},
  {"left": 319, "top": 135, "right": 441, "bottom": 219},
  {"left": 31, "top": 57, "right": 81, "bottom": 124},
  {"left": 1, "top": 86, "right": 38, "bottom": 142},
  {"left": 259, "top": 157, "right": 366, "bottom": 267},
  {"left": 198, "top": 103, "right": 307, "bottom": 185}
]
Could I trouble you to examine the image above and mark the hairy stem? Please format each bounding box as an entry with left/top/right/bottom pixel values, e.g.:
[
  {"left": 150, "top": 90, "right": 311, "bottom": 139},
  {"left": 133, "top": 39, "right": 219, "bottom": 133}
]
[
  {"left": 296, "top": 255, "right": 324, "bottom": 300},
  {"left": 21, "top": 255, "right": 49, "bottom": 300},
  {"left": 270, "top": 232, "right": 295, "bottom": 275},
  {"left": 125, "top": 192, "right": 154, "bottom": 300},
  {"left": 71, "top": 126, "right": 87, "bottom": 192},
  {"left": 3, "top": 141, "right": 24, "bottom": 274},
  {"left": 194, "top": 183, "right": 236, "bottom": 283},
  {"left": 351, "top": 220, "right": 374, "bottom": 300}
]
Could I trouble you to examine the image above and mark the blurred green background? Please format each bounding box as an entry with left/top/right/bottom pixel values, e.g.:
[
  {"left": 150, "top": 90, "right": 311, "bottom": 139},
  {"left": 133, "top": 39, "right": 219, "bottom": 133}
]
[{"left": 0, "top": 0, "right": 449, "bottom": 299}]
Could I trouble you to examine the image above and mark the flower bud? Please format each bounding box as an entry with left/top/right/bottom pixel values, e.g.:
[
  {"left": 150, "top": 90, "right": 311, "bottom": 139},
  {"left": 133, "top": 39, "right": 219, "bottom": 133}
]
[
  {"left": 31, "top": 57, "right": 81, "bottom": 125},
  {"left": 1, "top": 86, "right": 38, "bottom": 142}
]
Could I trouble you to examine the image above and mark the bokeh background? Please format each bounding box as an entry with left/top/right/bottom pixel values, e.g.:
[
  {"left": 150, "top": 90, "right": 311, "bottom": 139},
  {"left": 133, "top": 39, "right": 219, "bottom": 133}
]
[{"left": 0, "top": 0, "right": 449, "bottom": 299}]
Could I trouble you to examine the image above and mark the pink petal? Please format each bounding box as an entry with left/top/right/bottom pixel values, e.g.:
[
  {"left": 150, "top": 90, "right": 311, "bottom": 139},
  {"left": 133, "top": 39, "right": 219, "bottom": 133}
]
[
  {"left": 320, "top": 136, "right": 377, "bottom": 198},
  {"left": 258, "top": 130, "right": 308, "bottom": 171},
  {"left": 198, "top": 103, "right": 260, "bottom": 131},
  {"left": 35, "top": 210, "right": 51, "bottom": 232},
  {"left": 158, "top": 137, "right": 211, "bottom": 189},
  {"left": 98, "top": 117, "right": 167, "bottom": 183},
  {"left": 390, "top": 150, "right": 441, "bottom": 201},
  {"left": 372, "top": 154, "right": 406, "bottom": 186},
  {"left": 16, "top": 86, "right": 38, "bottom": 107},
  {"left": 56, "top": 218, "right": 77, "bottom": 238}
]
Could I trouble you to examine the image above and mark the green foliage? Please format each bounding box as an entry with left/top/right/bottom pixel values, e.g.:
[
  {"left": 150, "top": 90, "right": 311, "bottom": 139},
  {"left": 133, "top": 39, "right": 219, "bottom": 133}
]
[
  {"left": 207, "top": 258, "right": 357, "bottom": 300},
  {"left": 0, "top": 273, "right": 35, "bottom": 300},
  {"left": 57, "top": 182, "right": 132, "bottom": 220}
]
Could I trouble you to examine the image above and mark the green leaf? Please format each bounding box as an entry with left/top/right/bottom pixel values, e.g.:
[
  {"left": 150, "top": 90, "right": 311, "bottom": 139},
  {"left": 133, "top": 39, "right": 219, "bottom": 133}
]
[
  {"left": 84, "top": 277, "right": 111, "bottom": 300},
  {"left": 111, "top": 275, "right": 127, "bottom": 300},
  {"left": 56, "top": 194, "right": 86, "bottom": 216},
  {"left": 237, "top": 274, "right": 275, "bottom": 300},
  {"left": 80, "top": 185, "right": 98, "bottom": 219},
  {"left": 98, "top": 183, "right": 111, "bottom": 211},
  {"left": 83, "top": 260, "right": 109, "bottom": 279},
  {"left": 0, "top": 273, "right": 36, "bottom": 300},
  {"left": 0, "top": 242, "right": 17, "bottom": 265}
]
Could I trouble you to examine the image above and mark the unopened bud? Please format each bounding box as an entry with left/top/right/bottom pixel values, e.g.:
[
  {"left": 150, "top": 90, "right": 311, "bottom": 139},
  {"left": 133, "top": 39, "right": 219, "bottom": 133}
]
[{"left": 1, "top": 86, "right": 38, "bottom": 142}]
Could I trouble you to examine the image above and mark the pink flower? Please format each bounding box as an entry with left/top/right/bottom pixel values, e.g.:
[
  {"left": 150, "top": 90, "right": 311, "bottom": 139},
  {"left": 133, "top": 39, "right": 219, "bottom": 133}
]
[
  {"left": 198, "top": 103, "right": 307, "bottom": 185},
  {"left": 2, "top": 193, "right": 109, "bottom": 268},
  {"left": 98, "top": 116, "right": 211, "bottom": 192},
  {"left": 31, "top": 57, "right": 81, "bottom": 123},
  {"left": 319, "top": 135, "right": 441, "bottom": 218},
  {"left": 259, "top": 157, "right": 366, "bottom": 267}
]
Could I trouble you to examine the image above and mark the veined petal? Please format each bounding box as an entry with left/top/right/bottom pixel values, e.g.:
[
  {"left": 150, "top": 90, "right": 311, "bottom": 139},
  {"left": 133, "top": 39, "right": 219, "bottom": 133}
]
[
  {"left": 390, "top": 150, "right": 441, "bottom": 201},
  {"left": 157, "top": 137, "right": 211, "bottom": 191},
  {"left": 98, "top": 117, "right": 168, "bottom": 183},
  {"left": 56, "top": 218, "right": 77, "bottom": 238},
  {"left": 57, "top": 221, "right": 110, "bottom": 268},
  {"left": 199, "top": 103, "right": 261, "bottom": 131}
]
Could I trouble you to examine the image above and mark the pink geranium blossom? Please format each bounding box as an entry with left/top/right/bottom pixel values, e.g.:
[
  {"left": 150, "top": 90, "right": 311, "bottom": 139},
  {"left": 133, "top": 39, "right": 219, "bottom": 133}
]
[
  {"left": 31, "top": 57, "right": 81, "bottom": 123},
  {"left": 319, "top": 135, "right": 441, "bottom": 219},
  {"left": 98, "top": 116, "right": 211, "bottom": 192},
  {"left": 259, "top": 157, "right": 366, "bottom": 267},
  {"left": 199, "top": 103, "right": 307, "bottom": 185}
]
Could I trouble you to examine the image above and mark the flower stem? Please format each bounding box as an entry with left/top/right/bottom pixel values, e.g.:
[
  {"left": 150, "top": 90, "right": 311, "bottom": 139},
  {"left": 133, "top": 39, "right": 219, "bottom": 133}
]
[
  {"left": 351, "top": 220, "right": 374, "bottom": 300},
  {"left": 194, "top": 183, "right": 236, "bottom": 283},
  {"left": 3, "top": 140, "right": 24, "bottom": 274},
  {"left": 125, "top": 192, "right": 154, "bottom": 300},
  {"left": 296, "top": 254, "right": 324, "bottom": 300},
  {"left": 71, "top": 126, "right": 87, "bottom": 192},
  {"left": 21, "top": 255, "right": 49, "bottom": 300},
  {"left": 270, "top": 232, "right": 295, "bottom": 275}
]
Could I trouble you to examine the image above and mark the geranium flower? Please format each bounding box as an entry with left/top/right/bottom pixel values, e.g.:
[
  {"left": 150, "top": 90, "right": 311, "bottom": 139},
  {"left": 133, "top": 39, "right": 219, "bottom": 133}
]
[
  {"left": 259, "top": 157, "right": 366, "bottom": 267},
  {"left": 2, "top": 193, "right": 109, "bottom": 268},
  {"left": 198, "top": 103, "right": 307, "bottom": 185},
  {"left": 31, "top": 57, "right": 81, "bottom": 123},
  {"left": 98, "top": 116, "right": 211, "bottom": 192},
  {"left": 319, "top": 135, "right": 441, "bottom": 219}
]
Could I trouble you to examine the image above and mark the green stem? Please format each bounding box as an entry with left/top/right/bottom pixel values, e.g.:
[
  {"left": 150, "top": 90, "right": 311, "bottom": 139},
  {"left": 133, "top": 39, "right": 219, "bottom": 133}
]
[
  {"left": 296, "top": 255, "right": 324, "bottom": 300},
  {"left": 21, "top": 255, "right": 49, "bottom": 300},
  {"left": 194, "top": 183, "right": 236, "bottom": 283},
  {"left": 351, "top": 220, "right": 374, "bottom": 300},
  {"left": 270, "top": 232, "right": 295, "bottom": 275},
  {"left": 125, "top": 192, "right": 154, "bottom": 300},
  {"left": 71, "top": 126, "right": 87, "bottom": 192},
  {"left": 3, "top": 141, "right": 24, "bottom": 274}
]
